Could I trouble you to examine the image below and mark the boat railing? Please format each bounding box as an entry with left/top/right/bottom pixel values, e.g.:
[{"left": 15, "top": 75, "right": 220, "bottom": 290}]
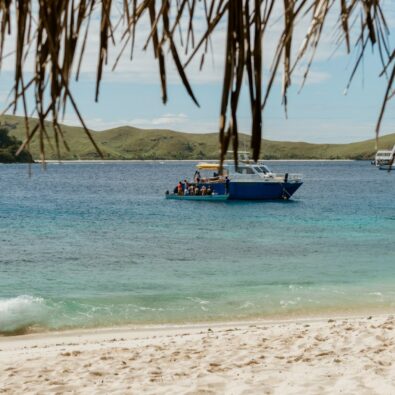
[{"left": 274, "top": 173, "right": 303, "bottom": 182}]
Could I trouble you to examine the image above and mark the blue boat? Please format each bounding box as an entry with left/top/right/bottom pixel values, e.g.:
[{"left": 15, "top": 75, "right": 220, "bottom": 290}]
[{"left": 166, "top": 152, "right": 303, "bottom": 201}]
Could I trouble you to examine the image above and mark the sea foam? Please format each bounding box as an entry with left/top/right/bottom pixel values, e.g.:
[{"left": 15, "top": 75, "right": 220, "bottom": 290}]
[{"left": 0, "top": 295, "right": 49, "bottom": 334}]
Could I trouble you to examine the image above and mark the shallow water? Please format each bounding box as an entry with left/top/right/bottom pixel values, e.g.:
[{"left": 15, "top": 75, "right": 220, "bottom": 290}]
[{"left": 0, "top": 161, "right": 394, "bottom": 333}]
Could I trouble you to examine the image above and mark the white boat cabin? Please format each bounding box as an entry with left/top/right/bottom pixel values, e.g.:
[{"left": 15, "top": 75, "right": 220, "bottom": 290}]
[{"left": 373, "top": 144, "right": 395, "bottom": 166}]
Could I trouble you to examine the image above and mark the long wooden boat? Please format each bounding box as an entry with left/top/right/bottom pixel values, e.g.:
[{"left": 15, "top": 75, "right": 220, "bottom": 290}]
[{"left": 165, "top": 193, "right": 229, "bottom": 201}]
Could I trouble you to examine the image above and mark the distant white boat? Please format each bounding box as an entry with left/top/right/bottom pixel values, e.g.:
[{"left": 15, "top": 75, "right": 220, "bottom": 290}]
[{"left": 372, "top": 144, "right": 395, "bottom": 170}]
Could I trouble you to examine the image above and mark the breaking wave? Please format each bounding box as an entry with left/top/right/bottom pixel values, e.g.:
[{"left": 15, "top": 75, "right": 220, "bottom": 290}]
[{"left": 0, "top": 295, "right": 50, "bottom": 335}]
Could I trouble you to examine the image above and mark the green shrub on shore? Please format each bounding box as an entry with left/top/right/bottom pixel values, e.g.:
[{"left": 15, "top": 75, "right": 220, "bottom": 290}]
[{"left": 0, "top": 128, "right": 34, "bottom": 164}]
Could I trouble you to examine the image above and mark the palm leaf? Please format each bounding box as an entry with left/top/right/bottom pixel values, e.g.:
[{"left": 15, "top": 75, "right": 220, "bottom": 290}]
[{"left": 0, "top": 0, "right": 392, "bottom": 164}]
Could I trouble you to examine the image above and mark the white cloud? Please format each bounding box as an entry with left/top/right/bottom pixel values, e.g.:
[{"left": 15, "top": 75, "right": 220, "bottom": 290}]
[
  {"left": 130, "top": 113, "right": 188, "bottom": 127},
  {"left": 152, "top": 113, "right": 188, "bottom": 125},
  {"left": 62, "top": 112, "right": 191, "bottom": 131}
]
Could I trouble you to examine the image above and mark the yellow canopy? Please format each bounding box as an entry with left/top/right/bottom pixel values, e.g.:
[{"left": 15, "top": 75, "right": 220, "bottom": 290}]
[{"left": 196, "top": 163, "right": 220, "bottom": 170}]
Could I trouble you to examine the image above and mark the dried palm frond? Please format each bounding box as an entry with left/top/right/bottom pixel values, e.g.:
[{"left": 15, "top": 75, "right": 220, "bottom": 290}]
[{"left": 0, "top": 0, "right": 392, "bottom": 163}]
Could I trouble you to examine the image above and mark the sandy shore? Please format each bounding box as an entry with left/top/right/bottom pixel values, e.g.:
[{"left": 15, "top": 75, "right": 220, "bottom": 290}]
[{"left": 1, "top": 315, "right": 395, "bottom": 394}]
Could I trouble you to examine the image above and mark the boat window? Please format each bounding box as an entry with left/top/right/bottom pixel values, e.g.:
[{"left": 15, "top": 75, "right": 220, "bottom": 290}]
[
  {"left": 235, "top": 166, "right": 255, "bottom": 174},
  {"left": 258, "top": 166, "right": 271, "bottom": 174}
]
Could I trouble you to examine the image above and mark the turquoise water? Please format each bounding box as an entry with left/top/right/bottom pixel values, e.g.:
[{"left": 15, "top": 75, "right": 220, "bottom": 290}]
[{"left": 0, "top": 161, "right": 394, "bottom": 334}]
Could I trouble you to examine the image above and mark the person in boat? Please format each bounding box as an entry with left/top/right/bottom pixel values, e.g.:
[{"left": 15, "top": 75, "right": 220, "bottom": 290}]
[
  {"left": 201, "top": 185, "right": 207, "bottom": 195},
  {"left": 207, "top": 186, "right": 212, "bottom": 195},
  {"left": 194, "top": 170, "right": 201, "bottom": 183},
  {"left": 194, "top": 185, "right": 200, "bottom": 195},
  {"left": 188, "top": 184, "right": 194, "bottom": 195},
  {"left": 177, "top": 181, "right": 184, "bottom": 196},
  {"left": 210, "top": 171, "right": 220, "bottom": 182},
  {"left": 183, "top": 179, "right": 189, "bottom": 195},
  {"left": 225, "top": 176, "right": 230, "bottom": 194}
]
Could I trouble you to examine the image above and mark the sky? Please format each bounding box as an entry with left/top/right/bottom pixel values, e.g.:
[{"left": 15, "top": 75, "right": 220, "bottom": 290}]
[{"left": 0, "top": 1, "right": 394, "bottom": 144}]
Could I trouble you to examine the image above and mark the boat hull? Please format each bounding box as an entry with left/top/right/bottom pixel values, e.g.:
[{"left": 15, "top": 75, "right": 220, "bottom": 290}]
[
  {"left": 379, "top": 164, "right": 395, "bottom": 170},
  {"left": 230, "top": 181, "right": 302, "bottom": 200},
  {"left": 199, "top": 181, "right": 303, "bottom": 200}
]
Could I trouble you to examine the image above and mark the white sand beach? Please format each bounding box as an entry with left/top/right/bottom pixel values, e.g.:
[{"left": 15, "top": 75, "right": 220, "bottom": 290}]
[{"left": 1, "top": 315, "right": 395, "bottom": 394}]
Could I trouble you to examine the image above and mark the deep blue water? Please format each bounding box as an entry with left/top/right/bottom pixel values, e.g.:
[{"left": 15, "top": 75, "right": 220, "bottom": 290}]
[{"left": 0, "top": 161, "right": 394, "bottom": 333}]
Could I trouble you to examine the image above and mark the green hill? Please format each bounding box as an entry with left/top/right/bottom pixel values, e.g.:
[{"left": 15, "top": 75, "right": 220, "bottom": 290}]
[{"left": 1, "top": 114, "right": 394, "bottom": 160}]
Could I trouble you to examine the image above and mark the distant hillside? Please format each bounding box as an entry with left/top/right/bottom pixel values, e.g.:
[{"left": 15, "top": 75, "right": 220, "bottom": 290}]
[{"left": 1, "top": 114, "right": 394, "bottom": 160}]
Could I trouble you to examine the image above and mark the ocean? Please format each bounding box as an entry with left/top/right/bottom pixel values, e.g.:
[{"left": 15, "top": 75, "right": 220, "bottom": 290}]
[{"left": 0, "top": 161, "right": 394, "bottom": 334}]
